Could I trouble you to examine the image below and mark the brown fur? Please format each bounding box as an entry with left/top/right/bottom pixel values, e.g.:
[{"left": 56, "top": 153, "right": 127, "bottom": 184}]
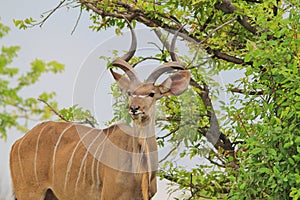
[{"left": 10, "top": 121, "right": 157, "bottom": 200}]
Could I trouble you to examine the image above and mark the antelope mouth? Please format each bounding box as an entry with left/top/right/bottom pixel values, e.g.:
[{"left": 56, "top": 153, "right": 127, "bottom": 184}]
[
  {"left": 129, "top": 112, "right": 149, "bottom": 122},
  {"left": 130, "top": 112, "right": 143, "bottom": 119}
]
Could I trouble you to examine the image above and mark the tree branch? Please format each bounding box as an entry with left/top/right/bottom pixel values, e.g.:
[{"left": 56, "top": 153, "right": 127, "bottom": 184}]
[
  {"left": 38, "top": 98, "right": 69, "bottom": 122},
  {"left": 34, "top": 0, "right": 67, "bottom": 27},
  {"left": 156, "top": 126, "right": 180, "bottom": 140},
  {"left": 200, "top": 17, "right": 237, "bottom": 44},
  {"left": 38, "top": 99, "right": 96, "bottom": 127},
  {"left": 215, "top": 0, "right": 259, "bottom": 35},
  {"left": 159, "top": 141, "right": 181, "bottom": 163},
  {"left": 80, "top": 0, "right": 248, "bottom": 65},
  {"left": 200, "top": 12, "right": 215, "bottom": 32},
  {"left": 132, "top": 57, "right": 163, "bottom": 68},
  {"left": 230, "top": 88, "right": 264, "bottom": 95},
  {"left": 160, "top": 170, "right": 230, "bottom": 196},
  {"left": 205, "top": 47, "right": 244, "bottom": 64}
]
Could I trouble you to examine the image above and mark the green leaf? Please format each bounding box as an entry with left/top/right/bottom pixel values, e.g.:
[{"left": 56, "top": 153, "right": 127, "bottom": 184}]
[
  {"left": 0, "top": 22, "right": 10, "bottom": 38},
  {"left": 284, "top": 142, "right": 294, "bottom": 149},
  {"left": 295, "top": 136, "right": 300, "bottom": 145},
  {"left": 288, "top": 158, "right": 295, "bottom": 165},
  {"left": 258, "top": 167, "right": 271, "bottom": 174},
  {"left": 252, "top": 148, "right": 262, "bottom": 155},
  {"left": 47, "top": 61, "right": 65, "bottom": 73}
]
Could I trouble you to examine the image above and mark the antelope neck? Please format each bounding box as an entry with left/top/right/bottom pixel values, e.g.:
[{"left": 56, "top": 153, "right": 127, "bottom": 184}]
[{"left": 132, "top": 106, "right": 156, "bottom": 138}]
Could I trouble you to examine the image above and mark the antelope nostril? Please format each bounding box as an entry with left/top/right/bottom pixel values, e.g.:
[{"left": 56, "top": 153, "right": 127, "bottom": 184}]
[{"left": 130, "top": 106, "right": 140, "bottom": 113}]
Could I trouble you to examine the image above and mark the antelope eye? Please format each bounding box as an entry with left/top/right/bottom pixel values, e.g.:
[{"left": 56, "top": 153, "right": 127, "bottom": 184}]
[
  {"left": 127, "top": 91, "right": 132, "bottom": 96},
  {"left": 148, "top": 92, "right": 155, "bottom": 97}
]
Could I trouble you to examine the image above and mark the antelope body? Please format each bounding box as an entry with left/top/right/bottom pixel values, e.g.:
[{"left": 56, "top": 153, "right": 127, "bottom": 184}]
[
  {"left": 10, "top": 121, "right": 157, "bottom": 200},
  {"left": 10, "top": 22, "right": 190, "bottom": 200}
]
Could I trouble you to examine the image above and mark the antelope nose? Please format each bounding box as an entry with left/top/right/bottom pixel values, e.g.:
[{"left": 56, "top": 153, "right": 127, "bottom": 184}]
[{"left": 130, "top": 106, "right": 140, "bottom": 114}]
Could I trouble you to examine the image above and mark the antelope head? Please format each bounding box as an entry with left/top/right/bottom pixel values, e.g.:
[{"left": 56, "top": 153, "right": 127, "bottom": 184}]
[{"left": 110, "top": 25, "right": 190, "bottom": 126}]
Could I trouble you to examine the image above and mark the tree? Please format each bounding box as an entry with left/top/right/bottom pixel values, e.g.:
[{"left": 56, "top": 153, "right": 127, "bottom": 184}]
[{"left": 14, "top": 0, "right": 300, "bottom": 199}]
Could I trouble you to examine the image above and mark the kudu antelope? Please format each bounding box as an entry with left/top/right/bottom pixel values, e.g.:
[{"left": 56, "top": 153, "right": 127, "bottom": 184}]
[{"left": 10, "top": 24, "right": 190, "bottom": 200}]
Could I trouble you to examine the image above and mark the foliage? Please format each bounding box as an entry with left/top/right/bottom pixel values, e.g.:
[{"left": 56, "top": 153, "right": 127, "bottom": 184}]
[
  {"left": 59, "top": 104, "right": 98, "bottom": 127},
  {"left": 0, "top": 21, "right": 65, "bottom": 139},
  {"left": 1, "top": 19, "right": 96, "bottom": 139},
  {"left": 14, "top": 0, "right": 300, "bottom": 199}
]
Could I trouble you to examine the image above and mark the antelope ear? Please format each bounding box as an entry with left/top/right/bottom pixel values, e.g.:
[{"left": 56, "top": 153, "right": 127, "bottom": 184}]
[
  {"left": 158, "top": 70, "right": 190, "bottom": 96},
  {"left": 110, "top": 69, "right": 130, "bottom": 91}
]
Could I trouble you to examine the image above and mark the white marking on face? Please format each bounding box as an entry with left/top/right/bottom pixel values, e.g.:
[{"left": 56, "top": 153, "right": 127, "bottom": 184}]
[
  {"left": 131, "top": 91, "right": 155, "bottom": 99},
  {"left": 132, "top": 94, "right": 146, "bottom": 98}
]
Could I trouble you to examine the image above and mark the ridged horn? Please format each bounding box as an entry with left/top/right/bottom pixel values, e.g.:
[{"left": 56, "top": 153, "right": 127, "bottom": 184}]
[
  {"left": 111, "top": 58, "right": 139, "bottom": 82},
  {"left": 170, "top": 25, "right": 185, "bottom": 64},
  {"left": 146, "top": 27, "right": 185, "bottom": 83},
  {"left": 120, "top": 18, "right": 137, "bottom": 62},
  {"left": 111, "top": 18, "right": 139, "bottom": 82},
  {"left": 146, "top": 62, "right": 184, "bottom": 83}
]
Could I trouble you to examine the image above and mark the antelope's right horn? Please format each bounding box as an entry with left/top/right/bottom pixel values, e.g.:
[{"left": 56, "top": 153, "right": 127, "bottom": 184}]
[{"left": 111, "top": 18, "right": 139, "bottom": 82}]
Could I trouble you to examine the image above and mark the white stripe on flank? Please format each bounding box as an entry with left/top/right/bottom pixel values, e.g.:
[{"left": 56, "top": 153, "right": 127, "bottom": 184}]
[
  {"left": 91, "top": 153, "right": 98, "bottom": 192},
  {"left": 63, "top": 128, "right": 95, "bottom": 191},
  {"left": 17, "top": 132, "right": 30, "bottom": 182},
  {"left": 51, "top": 124, "right": 74, "bottom": 184},
  {"left": 74, "top": 130, "right": 103, "bottom": 193},
  {"left": 95, "top": 135, "right": 108, "bottom": 190},
  {"left": 34, "top": 124, "right": 49, "bottom": 184},
  {"left": 90, "top": 151, "right": 96, "bottom": 192},
  {"left": 90, "top": 132, "right": 107, "bottom": 192}
]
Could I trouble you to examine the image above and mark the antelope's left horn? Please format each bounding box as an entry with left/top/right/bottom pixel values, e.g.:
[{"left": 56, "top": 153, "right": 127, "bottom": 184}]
[
  {"left": 146, "top": 62, "right": 184, "bottom": 84},
  {"left": 146, "top": 27, "right": 186, "bottom": 84}
]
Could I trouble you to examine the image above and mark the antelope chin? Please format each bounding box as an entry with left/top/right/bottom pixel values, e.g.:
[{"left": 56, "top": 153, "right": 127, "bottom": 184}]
[{"left": 130, "top": 113, "right": 150, "bottom": 124}]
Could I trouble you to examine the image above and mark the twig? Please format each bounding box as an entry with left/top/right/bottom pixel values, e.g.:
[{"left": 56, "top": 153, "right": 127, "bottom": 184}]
[
  {"left": 156, "top": 116, "right": 181, "bottom": 122},
  {"left": 36, "top": 0, "right": 67, "bottom": 27},
  {"left": 186, "top": 43, "right": 203, "bottom": 68},
  {"left": 200, "top": 17, "right": 237, "bottom": 44},
  {"left": 76, "top": 119, "right": 96, "bottom": 128},
  {"left": 159, "top": 141, "right": 181, "bottom": 163},
  {"left": 230, "top": 88, "right": 264, "bottom": 95},
  {"left": 148, "top": 42, "right": 164, "bottom": 53},
  {"left": 189, "top": 60, "right": 210, "bottom": 69},
  {"left": 132, "top": 57, "right": 163, "bottom": 68},
  {"left": 154, "top": 29, "right": 172, "bottom": 52},
  {"left": 38, "top": 98, "right": 70, "bottom": 122},
  {"left": 187, "top": 174, "right": 194, "bottom": 199},
  {"left": 71, "top": 5, "right": 83, "bottom": 35},
  {"left": 38, "top": 99, "right": 96, "bottom": 128},
  {"left": 205, "top": 156, "right": 226, "bottom": 168},
  {"left": 156, "top": 126, "right": 180, "bottom": 140}
]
